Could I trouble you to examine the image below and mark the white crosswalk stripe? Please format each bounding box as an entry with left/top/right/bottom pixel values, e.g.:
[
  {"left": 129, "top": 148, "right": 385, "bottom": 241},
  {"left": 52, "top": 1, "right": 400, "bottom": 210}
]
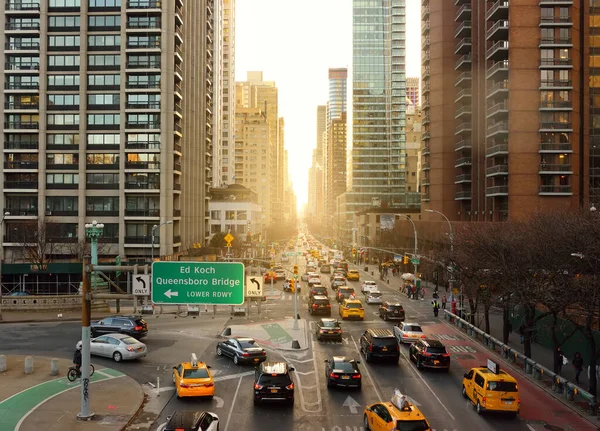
[
  {"left": 430, "top": 333, "right": 462, "bottom": 341},
  {"left": 447, "top": 345, "right": 477, "bottom": 353}
]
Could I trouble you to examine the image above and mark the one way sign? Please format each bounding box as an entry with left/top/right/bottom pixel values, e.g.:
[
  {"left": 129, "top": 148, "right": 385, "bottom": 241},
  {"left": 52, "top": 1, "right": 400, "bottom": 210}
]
[{"left": 133, "top": 274, "right": 150, "bottom": 296}]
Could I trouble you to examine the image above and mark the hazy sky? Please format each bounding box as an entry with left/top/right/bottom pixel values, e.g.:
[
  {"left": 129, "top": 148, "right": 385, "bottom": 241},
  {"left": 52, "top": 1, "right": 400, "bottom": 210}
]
[{"left": 235, "top": 0, "right": 421, "bottom": 209}]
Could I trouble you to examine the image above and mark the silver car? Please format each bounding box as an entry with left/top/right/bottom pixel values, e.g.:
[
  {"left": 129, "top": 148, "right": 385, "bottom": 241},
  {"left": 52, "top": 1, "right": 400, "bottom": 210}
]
[
  {"left": 87, "top": 333, "right": 147, "bottom": 362},
  {"left": 365, "top": 290, "right": 383, "bottom": 305},
  {"left": 393, "top": 322, "right": 425, "bottom": 344}
]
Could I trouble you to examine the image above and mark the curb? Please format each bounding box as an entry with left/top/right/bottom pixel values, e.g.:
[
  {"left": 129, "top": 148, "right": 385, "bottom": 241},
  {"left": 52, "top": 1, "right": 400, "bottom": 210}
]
[
  {"left": 0, "top": 317, "right": 81, "bottom": 324},
  {"left": 120, "top": 383, "right": 147, "bottom": 431},
  {"left": 440, "top": 318, "right": 599, "bottom": 427}
]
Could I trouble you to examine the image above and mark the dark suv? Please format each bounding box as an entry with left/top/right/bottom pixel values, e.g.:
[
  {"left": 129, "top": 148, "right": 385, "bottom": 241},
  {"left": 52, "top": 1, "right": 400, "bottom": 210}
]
[
  {"left": 359, "top": 328, "right": 399, "bottom": 363},
  {"left": 408, "top": 339, "right": 451, "bottom": 371},
  {"left": 336, "top": 287, "right": 355, "bottom": 303},
  {"left": 378, "top": 301, "right": 405, "bottom": 321},
  {"left": 90, "top": 315, "right": 148, "bottom": 339},
  {"left": 308, "top": 295, "right": 332, "bottom": 316},
  {"left": 309, "top": 285, "right": 328, "bottom": 298},
  {"left": 253, "top": 362, "right": 295, "bottom": 405}
]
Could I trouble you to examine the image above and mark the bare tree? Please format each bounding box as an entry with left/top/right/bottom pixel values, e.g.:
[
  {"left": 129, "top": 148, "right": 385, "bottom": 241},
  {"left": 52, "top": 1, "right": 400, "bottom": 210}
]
[
  {"left": 15, "top": 219, "right": 57, "bottom": 270},
  {"left": 60, "top": 238, "right": 111, "bottom": 260}
]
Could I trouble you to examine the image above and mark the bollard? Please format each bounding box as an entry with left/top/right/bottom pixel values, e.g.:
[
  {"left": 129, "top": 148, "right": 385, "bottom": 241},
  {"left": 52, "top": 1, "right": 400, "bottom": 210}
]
[
  {"left": 0, "top": 355, "right": 6, "bottom": 372},
  {"left": 502, "top": 347, "right": 508, "bottom": 359},
  {"left": 24, "top": 356, "right": 34, "bottom": 374},
  {"left": 552, "top": 377, "right": 563, "bottom": 393},
  {"left": 291, "top": 340, "right": 301, "bottom": 349},
  {"left": 511, "top": 351, "right": 517, "bottom": 364},
  {"left": 50, "top": 358, "right": 59, "bottom": 376},
  {"left": 588, "top": 398, "right": 597, "bottom": 416},
  {"left": 157, "top": 377, "right": 160, "bottom": 397},
  {"left": 564, "top": 385, "right": 574, "bottom": 401},
  {"left": 533, "top": 367, "right": 541, "bottom": 380},
  {"left": 525, "top": 360, "right": 533, "bottom": 375}
]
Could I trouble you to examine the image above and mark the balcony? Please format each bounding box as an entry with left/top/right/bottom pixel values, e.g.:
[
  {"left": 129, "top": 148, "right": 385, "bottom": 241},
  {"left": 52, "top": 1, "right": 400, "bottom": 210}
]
[
  {"left": 86, "top": 163, "right": 118, "bottom": 170},
  {"left": 455, "top": 88, "right": 471, "bottom": 103},
  {"left": 4, "top": 140, "right": 38, "bottom": 149},
  {"left": 455, "top": 139, "right": 472, "bottom": 151},
  {"left": 456, "top": 72, "right": 472, "bottom": 87},
  {"left": 539, "top": 185, "right": 573, "bottom": 195},
  {"left": 539, "top": 100, "right": 572, "bottom": 110},
  {"left": 455, "top": 157, "right": 472, "bottom": 167},
  {"left": 421, "top": 22, "right": 430, "bottom": 35},
  {"left": 486, "top": 101, "right": 509, "bottom": 118},
  {"left": 455, "top": 191, "right": 472, "bottom": 200},
  {"left": 455, "top": 123, "right": 472, "bottom": 135},
  {"left": 539, "top": 142, "right": 572, "bottom": 152},
  {"left": 540, "top": 79, "right": 572, "bottom": 89},
  {"left": 4, "top": 161, "right": 38, "bottom": 170},
  {"left": 422, "top": 146, "right": 430, "bottom": 155},
  {"left": 5, "top": 41, "right": 40, "bottom": 51},
  {"left": 126, "top": 40, "right": 161, "bottom": 50},
  {"left": 126, "top": 141, "right": 160, "bottom": 150},
  {"left": 421, "top": 177, "right": 430, "bottom": 187},
  {"left": 486, "top": 60, "right": 509, "bottom": 79},
  {"left": 5, "top": 62, "right": 39, "bottom": 71},
  {"left": 423, "top": 52, "right": 430, "bottom": 64},
  {"left": 126, "top": 101, "right": 160, "bottom": 110},
  {"left": 486, "top": 121, "right": 509, "bottom": 137},
  {"left": 173, "top": 235, "right": 182, "bottom": 244},
  {"left": 455, "top": 4, "right": 471, "bottom": 21},
  {"left": 4, "top": 181, "right": 38, "bottom": 189},
  {"left": 422, "top": 162, "right": 430, "bottom": 171},
  {"left": 5, "top": 22, "right": 40, "bottom": 31},
  {"left": 5, "top": 101, "right": 39, "bottom": 110},
  {"left": 455, "top": 105, "right": 471, "bottom": 119},
  {"left": 455, "top": 21, "right": 471, "bottom": 38},
  {"left": 539, "top": 122, "right": 572, "bottom": 131},
  {"left": 455, "top": 54, "right": 472, "bottom": 70},
  {"left": 422, "top": 114, "right": 430, "bottom": 126},
  {"left": 487, "top": 20, "right": 508, "bottom": 40},
  {"left": 124, "top": 236, "right": 149, "bottom": 244},
  {"left": 422, "top": 131, "right": 430, "bottom": 141},
  {"left": 422, "top": 36, "right": 430, "bottom": 50},
  {"left": 5, "top": 82, "right": 39, "bottom": 91},
  {"left": 540, "top": 16, "right": 573, "bottom": 26},
  {"left": 486, "top": 41, "right": 509, "bottom": 60},
  {"left": 124, "top": 182, "right": 159, "bottom": 190},
  {"left": 540, "top": 57, "right": 572, "bottom": 68},
  {"left": 125, "top": 161, "right": 160, "bottom": 170},
  {"left": 422, "top": 5, "right": 429, "bottom": 19},
  {"left": 423, "top": 67, "right": 431, "bottom": 79},
  {"left": 539, "top": 0, "right": 573, "bottom": 4},
  {"left": 87, "top": 210, "right": 119, "bottom": 217},
  {"left": 487, "top": 80, "right": 508, "bottom": 98},
  {"left": 486, "top": 185, "right": 509, "bottom": 196},
  {"left": 126, "top": 60, "right": 161, "bottom": 69},
  {"left": 6, "top": 2, "right": 40, "bottom": 11},
  {"left": 539, "top": 163, "right": 573, "bottom": 174},
  {"left": 455, "top": 174, "right": 472, "bottom": 184},
  {"left": 127, "top": 0, "right": 161, "bottom": 9},
  {"left": 125, "top": 209, "right": 160, "bottom": 217},
  {"left": 5, "top": 208, "right": 37, "bottom": 216},
  {"left": 486, "top": 143, "right": 508, "bottom": 157},
  {"left": 540, "top": 37, "right": 573, "bottom": 47},
  {"left": 422, "top": 82, "right": 430, "bottom": 95},
  {"left": 486, "top": 164, "right": 509, "bottom": 176},
  {"left": 455, "top": 37, "right": 472, "bottom": 55},
  {"left": 126, "top": 21, "right": 161, "bottom": 30},
  {"left": 4, "top": 121, "right": 39, "bottom": 130},
  {"left": 173, "top": 183, "right": 181, "bottom": 191},
  {"left": 126, "top": 121, "right": 160, "bottom": 129},
  {"left": 87, "top": 182, "right": 118, "bottom": 190},
  {"left": 487, "top": 0, "right": 509, "bottom": 21}
]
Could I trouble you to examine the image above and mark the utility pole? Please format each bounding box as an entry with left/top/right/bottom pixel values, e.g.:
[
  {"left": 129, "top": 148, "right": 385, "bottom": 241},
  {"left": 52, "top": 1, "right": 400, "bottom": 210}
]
[
  {"left": 293, "top": 264, "right": 299, "bottom": 330},
  {"left": 425, "top": 209, "right": 455, "bottom": 304},
  {"left": 78, "top": 255, "right": 93, "bottom": 420},
  {"left": 0, "top": 211, "right": 10, "bottom": 321}
]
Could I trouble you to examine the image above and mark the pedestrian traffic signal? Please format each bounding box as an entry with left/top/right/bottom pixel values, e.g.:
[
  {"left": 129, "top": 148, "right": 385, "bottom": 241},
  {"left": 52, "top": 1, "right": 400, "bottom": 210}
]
[
  {"left": 403, "top": 255, "right": 409, "bottom": 265},
  {"left": 293, "top": 265, "right": 298, "bottom": 275}
]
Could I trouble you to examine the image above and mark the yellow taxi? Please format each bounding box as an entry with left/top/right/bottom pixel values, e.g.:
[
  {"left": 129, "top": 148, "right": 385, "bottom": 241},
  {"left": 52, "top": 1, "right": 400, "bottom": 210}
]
[
  {"left": 347, "top": 269, "right": 360, "bottom": 281},
  {"left": 462, "top": 360, "right": 520, "bottom": 416},
  {"left": 173, "top": 354, "right": 215, "bottom": 399},
  {"left": 339, "top": 298, "right": 365, "bottom": 320},
  {"left": 364, "top": 389, "right": 431, "bottom": 431}
]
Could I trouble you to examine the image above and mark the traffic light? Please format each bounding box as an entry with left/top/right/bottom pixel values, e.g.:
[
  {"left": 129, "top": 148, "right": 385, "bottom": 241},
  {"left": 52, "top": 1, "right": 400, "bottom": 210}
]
[
  {"left": 403, "top": 255, "right": 409, "bottom": 265},
  {"left": 293, "top": 265, "right": 299, "bottom": 275},
  {"left": 290, "top": 278, "right": 295, "bottom": 292}
]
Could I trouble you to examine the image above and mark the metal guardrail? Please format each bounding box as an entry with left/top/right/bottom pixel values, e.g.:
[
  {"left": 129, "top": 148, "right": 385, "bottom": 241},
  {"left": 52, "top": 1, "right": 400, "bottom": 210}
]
[{"left": 444, "top": 309, "right": 598, "bottom": 417}]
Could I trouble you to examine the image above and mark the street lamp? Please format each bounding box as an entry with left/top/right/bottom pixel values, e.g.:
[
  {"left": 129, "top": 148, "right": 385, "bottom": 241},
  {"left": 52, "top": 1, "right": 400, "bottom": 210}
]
[
  {"left": 426, "top": 209, "right": 456, "bottom": 303},
  {"left": 0, "top": 211, "right": 10, "bottom": 321},
  {"left": 151, "top": 220, "right": 173, "bottom": 262},
  {"left": 397, "top": 214, "right": 418, "bottom": 298}
]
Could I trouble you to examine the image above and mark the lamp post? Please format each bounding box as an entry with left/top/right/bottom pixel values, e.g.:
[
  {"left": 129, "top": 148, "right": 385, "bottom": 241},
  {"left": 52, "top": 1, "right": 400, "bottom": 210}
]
[
  {"left": 397, "top": 214, "right": 418, "bottom": 298},
  {"left": 80, "top": 220, "right": 104, "bottom": 420},
  {"left": 426, "top": 209, "right": 456, "bottom": 304},
  {"left": 0, "top": 211, "right": 10, "bottom": 321},
  {"left": 151, "top": 220, "right": 173, "bottom": 263}
]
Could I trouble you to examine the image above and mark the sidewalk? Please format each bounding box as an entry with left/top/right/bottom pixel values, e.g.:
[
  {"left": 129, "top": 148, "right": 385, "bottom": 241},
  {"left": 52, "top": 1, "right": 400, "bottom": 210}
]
[
  {"left": 223, "top": 317, "right": 308, "bottom": 351},
  {"left": 0, "top": 355, "right": 144, "bottom": 431}
]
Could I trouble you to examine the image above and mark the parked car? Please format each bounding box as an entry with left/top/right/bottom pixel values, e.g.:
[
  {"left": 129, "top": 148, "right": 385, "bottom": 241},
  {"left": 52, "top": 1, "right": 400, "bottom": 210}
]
[
  {"left": 394, "top": 322, "right": 426, "bottom": 344},
  {"left": 9, "top": 291, "right": 32, "bottom": 296},
  {"left": 359, "top": 328, "right": 400, "bottom": 363},
  {"left": 163, "top": 411, "right": 219, "bottom": 431},
  {"left": 90, "top": 315, "right": 148, "bottom": 339},
  {"left": 308, "top": 295, "right": 332, "bottom": 316},
  {"left": 378, "top": 302, "right": 406, "bottom": 321},
  {"left": 216, "top": 337, "right": 267, "bottom": 365},
  {"left": 408, "top": 339, "right": 451, "bottom": 371},
  {"left": 315, "top": 318, "right": 342, "bottom": 342},
  {"left": 365, "top": 290, "right": 383, "bottom": 305},
  {"left": 324, "top": 356, "right": 361, "bottom": 390},
  {"left": 253, "top": 361, "right": 295, "bottom": 406},
  {"left": 86, "top": 333, "right": 147, "bottom": 362}
]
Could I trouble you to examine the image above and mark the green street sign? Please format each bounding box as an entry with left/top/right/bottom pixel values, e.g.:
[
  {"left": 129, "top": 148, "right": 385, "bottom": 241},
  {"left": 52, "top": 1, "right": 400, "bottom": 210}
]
[
  {"left": 151, "top": 262, "right": 245, "bottom": 305},
  {"left": 411, "top": 258, "right": 420, "bottom": 265}
]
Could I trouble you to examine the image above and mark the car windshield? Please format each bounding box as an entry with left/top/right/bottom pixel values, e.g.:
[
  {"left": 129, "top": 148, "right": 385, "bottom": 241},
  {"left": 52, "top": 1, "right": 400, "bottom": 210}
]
[
  {"left": 373, "top": 338, "right": 397, "bottom": 347},
  {"left": 321, "top": 321, "right": 337, "bottom": 328},
  {"left": 345, "top": 303, "right": 362, "bottom": 308},
  {"left": 340, "top": 288, "right": 354, "bottom": 294},
  {"left": 395, "top": 419, "right": 430, "bottom": 431},
  {"left": 259, "top": 375, "right": 291, "bottom": 386},
  {"left": 426, "top": 346, "right": 447, "bottom": 354},
  {"left": 405, "top": 325, "right": 422, "bottom": 332},
  {"left": 239, "top": 340, "right": 257, "bottom": 348},
  {"left": 121, "top": 337, "right": 139, "bottom": 345},
  {"left": 183, "top": 368, "right": 209, "bottom": 379},
  {"left": 332, "top": 362, "right": 356, "bottom": 372},
  {"left": 487, "top": 381, "right": 518, "bottom": 392},
  {"left": 370, "top": 292, "right": 382, "bottom": 297}
]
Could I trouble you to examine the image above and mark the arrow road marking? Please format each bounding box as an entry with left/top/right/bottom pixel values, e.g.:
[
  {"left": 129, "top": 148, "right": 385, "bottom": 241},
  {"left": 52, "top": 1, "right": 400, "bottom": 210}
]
[
  {"left": 213, "top": 371, "right": 254, "bottom": 382},
  {"left": 164, "top": 289, "right": 178, "bottom": 299},
  {"left": 214, "top": 396, "right": 225, "bottom": 408},
  {"left": 342, "top": 395, "right": 361, "bottom": 414}
]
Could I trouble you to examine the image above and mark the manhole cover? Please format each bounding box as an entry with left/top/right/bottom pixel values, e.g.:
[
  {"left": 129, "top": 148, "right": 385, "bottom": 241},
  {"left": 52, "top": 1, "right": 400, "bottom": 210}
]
[{"left": 454, "top": 353, "right": 476, "bottom": 360}]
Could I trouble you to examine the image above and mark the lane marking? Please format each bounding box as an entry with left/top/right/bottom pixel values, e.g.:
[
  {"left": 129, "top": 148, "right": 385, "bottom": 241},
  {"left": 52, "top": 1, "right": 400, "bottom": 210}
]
[
  {"left": 213, "top": 371, "right": 255, "bottom": 382},
  {"left": 223, "top": 376, "right": 243, "bottom": 431},
  {"left": 296, "top": 370, "right": 315, "bottom": 376},
  {"left": 399, "top": 346, "right": 456, "bottom": 421},
  {"left": 350, "top": 335, "right": 383, "bottom": 401},
  {"left": 214, "top": 395, "right": 225, "bottom": 408}
]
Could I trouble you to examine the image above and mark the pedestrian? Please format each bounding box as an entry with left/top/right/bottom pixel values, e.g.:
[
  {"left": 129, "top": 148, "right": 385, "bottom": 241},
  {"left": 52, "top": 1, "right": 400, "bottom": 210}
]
[
  {"left": 573, "top": 352, "right": 584, "bottom": 384},
  {"left": 441, "top": 295, "right": 447, "bottom": 310},
  {"left": 554, "top": 347, "right": 565, "bottom": 375},
  {"left": 519, "top": 325, "right": 525, "bottom": 344}
]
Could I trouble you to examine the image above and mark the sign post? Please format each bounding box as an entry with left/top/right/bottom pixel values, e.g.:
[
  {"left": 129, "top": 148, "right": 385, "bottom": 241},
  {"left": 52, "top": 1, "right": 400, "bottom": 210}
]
[{"left": 151, "top": 262, "right": 244, "bottom": 305}]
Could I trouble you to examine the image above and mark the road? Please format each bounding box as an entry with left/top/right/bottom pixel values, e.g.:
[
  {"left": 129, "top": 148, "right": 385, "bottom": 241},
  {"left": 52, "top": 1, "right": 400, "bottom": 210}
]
[{"left": 0, "top": 245, "right": 596, "bottom": 431}]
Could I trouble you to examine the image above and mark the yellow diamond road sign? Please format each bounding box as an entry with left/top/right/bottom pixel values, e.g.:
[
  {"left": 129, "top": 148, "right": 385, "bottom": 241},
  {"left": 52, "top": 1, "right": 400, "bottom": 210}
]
[{"left": 224, "top": 233, "right": 234, "bottom": 244}]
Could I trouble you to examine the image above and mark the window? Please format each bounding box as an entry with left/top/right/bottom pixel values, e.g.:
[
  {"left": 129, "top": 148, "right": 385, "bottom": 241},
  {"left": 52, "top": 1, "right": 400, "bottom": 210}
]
[
  {"left": 88, "top": 74, "right": 120, "bottom": 88},
  {"left": 474, "top": 373, "right": 485, "bottom": 388},
  {"left": 86, "top": 196, "right": 119, "bottom": 214},
  {"left": 46, "top": 196, "right": 78, "bottom": 215},
  {"left": 86, "top": 173, "right": 119, "bottom": 185},
  {"left": 48, "top": 134, "right": 79, "bottom": 147},
  {"left": 127, "top": 35, "right": 160, "bottom": 48},
  {"left": 126, "top": 196, "right": 159, "bottom": 215},
  {"left": 47, "top": 153, "right": 78, "bottom": 165},
  {"left": 47, "top": 114, "right": 79, "bottom": 127},
  {"left": 5, "top": 196, "right": 37, "bottom": 215},
  {"left": 86, "top": 153, "right": 119, "bottom": 165},
  {"left": 46, "top": 173, "right": 79, "bottom": 185},
  {"left": 210, "top": 210, "right": 221, "bottom": 220},
  {"left": 126, "top": 113, "right": 160, "bottom": 127},
  {"left": 126, "top": 153, "right": 159, "bottom": 168},
  {"left": 47, "top": 223, "right": 78, "bottom": 241},
  {"left": 48, "top": 94, "right": 80, "bottom": 107},
  {"left": 48, "top": 15, "right": 80, "bottom": 29},
  {"left": 126, "top": 74, "right": 160, "bottom": 88},
  {"left": 48, "top": 74, "right": 79, "bottom": 88},
  {"left": 126, "top": 93, "right": 160, "bottom": 108},
  {"left": 87, "top": 113, "right": 120, "bottom": 126},
  {"left": 126, "top": 133, "right": 160, "bottom": 149},
  {"left": 125, "top": 223, "right": 154, "bottom": 237},
  {"left": 88, "top": 34, "right": 121, "bottom": 49},
  {"left": 88, "top": 93, "right": 120, "bottom": 107},
  {"left": 49, "top": 0, "right": 81, "bottom": 7},
  {"left": 48, "top": 35, "right": 80, "bottom": 49},
  {"left": 89, "top": 0, "right": 120, "bottom": 6},
  {"left": 125, "top": 173, "right": 159, "bottom": 188},
  {"left": 88, "top": 15, "right": 120, "bottom": 28},
  {"left": 48, "top": 55, "right": 80, "bottom": 68},
  {"left": 127, "top": 16, "right": 160, "bottom": 28},
  {"left": 87, "top": 134, "right": 120, "bottom": 146},
  {"left": 102, "top": 223, "right": 119, "bottom": 238},
  {"left": 127, "top": 54, "right": 160, "bottom": 68},
  {"left": 7, "top": 75, "right": 39, "bottom": 89},
  {"left": 88, "top": 54, "right": 120, "bottom": 69}
]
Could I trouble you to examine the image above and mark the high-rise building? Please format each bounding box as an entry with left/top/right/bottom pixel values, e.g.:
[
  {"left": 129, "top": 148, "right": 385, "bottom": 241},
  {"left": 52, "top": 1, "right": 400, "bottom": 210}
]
[
  {"left": 307, "top": 105, "right": 327, "bottom": 223},
  {"left": 220, "top": 0, "right": 236, "bottom": 185},
  {"left": 406, "top": 104, "right": 422, "bottom": 194},
  {"left": 406, "top": 77, "right": 420, "bottom": 106},
  {"left": 338, "top": 0, "right": 419, "bottom": 244},
  {"left": 1, "top": 0, "right": 212, "bottom": 265},
  {"left": 421, "top": 0, "right": 590, "bottom": 222}
]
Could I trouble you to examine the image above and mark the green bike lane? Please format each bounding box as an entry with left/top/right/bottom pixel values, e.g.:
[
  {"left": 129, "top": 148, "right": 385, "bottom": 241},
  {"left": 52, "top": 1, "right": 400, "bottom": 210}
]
[{"left": 0, "top": 367, "right": 124, "bottom": 431}]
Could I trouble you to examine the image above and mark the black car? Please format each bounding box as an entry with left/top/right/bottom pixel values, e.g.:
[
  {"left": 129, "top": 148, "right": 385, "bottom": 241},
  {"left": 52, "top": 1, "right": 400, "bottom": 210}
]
[
  {"left": 163, "top": 411, "right": 219, "bottom": 431},
  {"left": 409, "top": 339, "right": 451, "bottom": 371},
  {"left": 379, "top": 301, "right": 406, "bottom": 321},
  {"left": 308, "top": 295, "right": 332, "bottom": 316},
  {"left": 325, "top": 356, "right": 362, "bottom": 389},
  {"left": 315, "top": 318, "right": 342, "bottom": 342},
  {"left": 359, "top": 328, "right": 400, "bottom": 363},
  {"left": 216, "top": 337, "right": 267, "bottom": 365},
  {"left": 253, "top": 362, "right": 295, "bottom": 405},
  {"left": 90, "top": 315, "right": 148, "bottom": 339},
  {"left": 309, "top": 285, "right": 328, "bottom": 298}
]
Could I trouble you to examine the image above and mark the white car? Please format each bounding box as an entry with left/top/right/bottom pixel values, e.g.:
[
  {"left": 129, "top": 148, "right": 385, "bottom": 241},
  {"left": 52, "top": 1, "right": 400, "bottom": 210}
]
[
  {"left": 86, "top": 333, "right": 147, "bottom": 362},
  {"left": 365, "top": 290, "right": 383, "bottom": 304},
  {"left": 393, "top": 322, "right": 426, "bottom": 344},
  {"left": 163, "top": 411, "right": 219, "bottom": 431},
  {"left": 308, "top": 276, "right": 321, "bottom": 287},
  {"left": 361, "top": 281, "right": 378, "bottom": 294}
]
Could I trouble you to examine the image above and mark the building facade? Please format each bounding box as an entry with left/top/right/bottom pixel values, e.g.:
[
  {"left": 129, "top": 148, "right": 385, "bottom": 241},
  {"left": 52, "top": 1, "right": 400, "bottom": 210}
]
[
  {"left": 406, "top": 103, "right": 422, "bottom": 194},
  {"left": 208, "top": 184, "right": 263, "bottom": 241},
  {"left": 406, "top": 76, "right": 420, "bottom": 106},
  {"left": 307, "top": 105, "right": 327, "bottom": 225},
  {"left": 421, "top": 0, "right": 590, "bottom": 222},
  {"left": 1, "top": 0, "right": 212, "bottom": 264}
]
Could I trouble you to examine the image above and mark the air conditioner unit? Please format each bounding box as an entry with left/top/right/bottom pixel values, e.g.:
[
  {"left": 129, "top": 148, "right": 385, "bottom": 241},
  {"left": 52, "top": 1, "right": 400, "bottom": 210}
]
[{"left": 45, "top": 211, "right": 52, "bottom": 216}]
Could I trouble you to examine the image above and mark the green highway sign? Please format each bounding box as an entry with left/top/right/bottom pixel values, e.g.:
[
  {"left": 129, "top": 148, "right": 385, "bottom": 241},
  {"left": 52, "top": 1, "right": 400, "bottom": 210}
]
[
  {"left": 411, "top": 258, "right": 420, "bottom": 265},
  {"left": 151, "top": 262, "right": 245, "bottom": 305}
]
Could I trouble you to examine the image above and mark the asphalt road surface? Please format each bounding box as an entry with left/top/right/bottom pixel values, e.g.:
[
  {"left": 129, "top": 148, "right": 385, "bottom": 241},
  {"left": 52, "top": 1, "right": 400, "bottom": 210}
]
[{"left": 0, "top": 248, "right": 596, "bottom": 431}]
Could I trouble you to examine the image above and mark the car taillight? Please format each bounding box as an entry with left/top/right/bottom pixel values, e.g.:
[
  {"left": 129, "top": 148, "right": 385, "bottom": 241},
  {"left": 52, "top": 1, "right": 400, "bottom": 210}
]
[
  {"left": 254, "top": 383, "right": 263, "bottom": 390},
  {"left": 330, "top": 373, "right": 339, "bottom": 378},
  {"left": 517, "top": 399, "right": 521, "bottom": 404},
  {"left": 320, "top": 329, "right": 327, "bottom": 333},
  {"left": 359, "top": 308, "right": 364, "bottom": 311},
  {"left": 205, "top": 382, "right": 214, "bottom": 387},
  {"left": 335, "top": 329, "right": 341, "bottom": 333},
  {"left": 126, "top": 346, "right": 134, "bottom": 352},
  {"left": 352, "top": 374, "right": 361, "bottom": 379},
  {"left": 482, "top": 396, "right": 487, "bottom": 405},
  {"left": 262, "top": 351, "right": 267, "bottom": 355},
  {"left": 180, "top": 383, "right": 190, "bottom": 388},
  {"left": 403, "top": 334, "right": 409, "bottom": 338},
  {"left": 422, "top": 351, "right": 432, "bottom": 357},
  {"left": 312, "top": 304, "right": 318, "bottom": 308},
  {"left": 326, "top": 304, "right": 331, "bottom": 308},
  {"left": 442, "top": 353, "right": 450, "bottom": 357},
  {"left": 421, "top": 335, "right": 427, "bottom": 338},
  {"left": 134, "top": 326, "right": 143, "bottom": 331},
  {"left": 369, "top": 345, "right": 373, "bottom": 352},
  {"left": 242, "top": 353, "right": 249, "bottom": 357},
  {"left": 286, "top": 383, "right": 294, "bottom": 390}
]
